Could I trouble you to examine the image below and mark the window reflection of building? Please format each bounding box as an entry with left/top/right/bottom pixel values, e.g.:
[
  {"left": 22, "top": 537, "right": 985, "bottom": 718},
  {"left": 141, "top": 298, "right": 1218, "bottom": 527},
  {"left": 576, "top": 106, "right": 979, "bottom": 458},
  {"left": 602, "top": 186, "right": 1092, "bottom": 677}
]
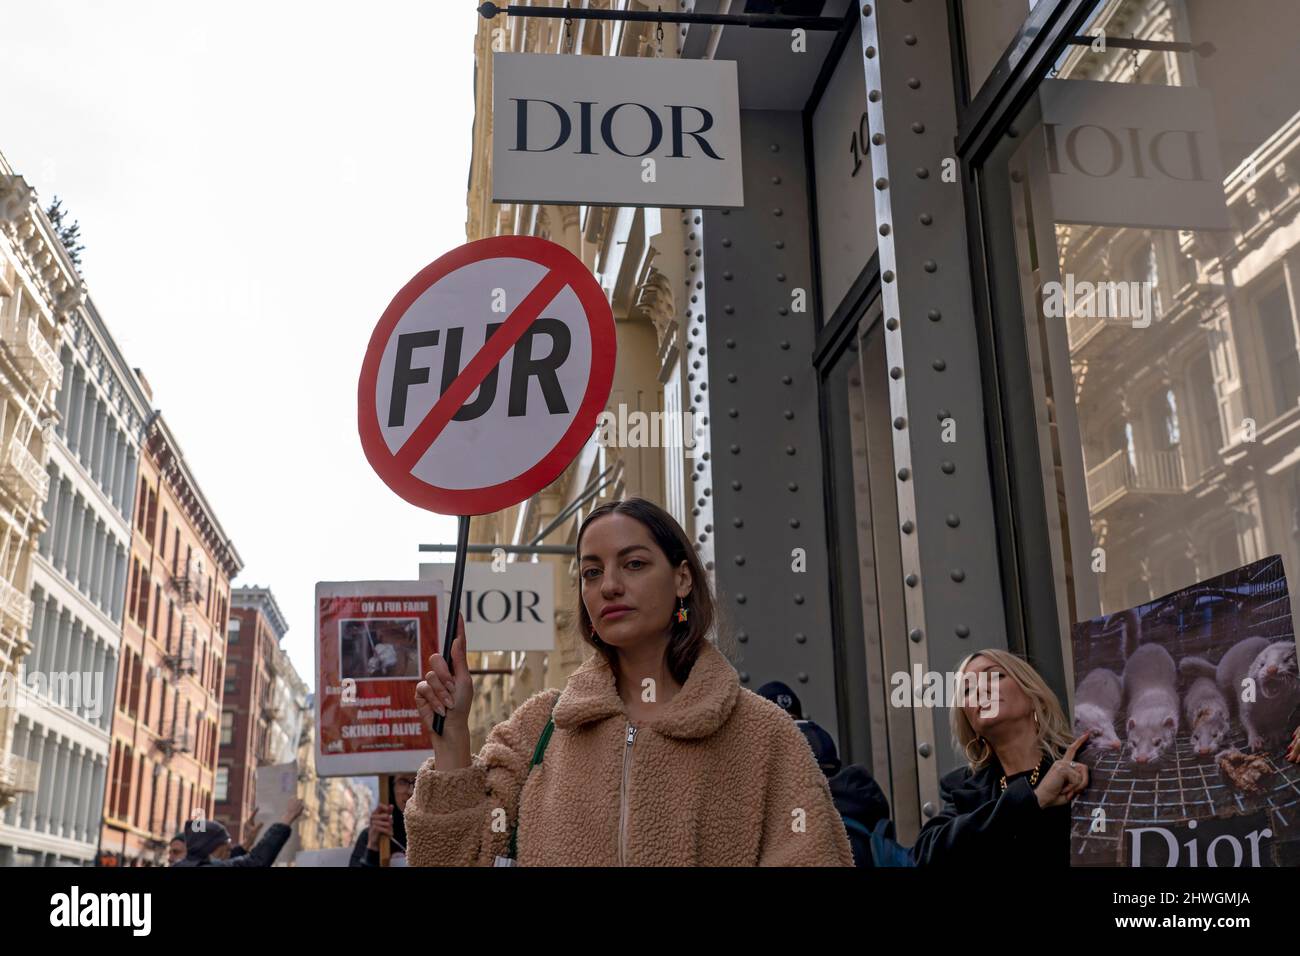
[{"left": 1045, "top": 0, "right": 1300, "bottom": 615}]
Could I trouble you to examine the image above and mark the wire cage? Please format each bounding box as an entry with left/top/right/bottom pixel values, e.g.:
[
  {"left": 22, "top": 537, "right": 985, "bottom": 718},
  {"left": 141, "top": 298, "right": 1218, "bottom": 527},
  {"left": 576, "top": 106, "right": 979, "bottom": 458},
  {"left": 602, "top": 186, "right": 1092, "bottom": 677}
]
[
  {"left": 1071, "top": 725, "right": 1300, "bottom": 865},
  {"left": 1070, "top": 555, "right": 1300, "bottom": 866}
]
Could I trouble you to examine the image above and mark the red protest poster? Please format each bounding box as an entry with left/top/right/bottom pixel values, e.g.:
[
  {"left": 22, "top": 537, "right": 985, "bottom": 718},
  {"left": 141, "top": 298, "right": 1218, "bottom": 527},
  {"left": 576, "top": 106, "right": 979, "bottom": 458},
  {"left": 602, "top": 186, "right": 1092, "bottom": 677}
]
[{"left": 314, "top": 580, "right": 446, "bottom": 776}]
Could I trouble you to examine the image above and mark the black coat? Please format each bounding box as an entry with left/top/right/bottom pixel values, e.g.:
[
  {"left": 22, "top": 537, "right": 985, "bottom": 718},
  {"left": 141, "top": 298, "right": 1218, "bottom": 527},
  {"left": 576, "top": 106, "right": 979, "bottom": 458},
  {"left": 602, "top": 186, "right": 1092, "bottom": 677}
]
[
  {"left": 828, "top": 765, "right": 891, "bottom": 867},
  {"left": 172, "top": 823, "right": 292, "bottom": 868},
  {"left": 911, "top": 757, "right": 1071, "bottom": 866},
  {"left": 349, "top": 806, "right": 407, "bottom": 867}
]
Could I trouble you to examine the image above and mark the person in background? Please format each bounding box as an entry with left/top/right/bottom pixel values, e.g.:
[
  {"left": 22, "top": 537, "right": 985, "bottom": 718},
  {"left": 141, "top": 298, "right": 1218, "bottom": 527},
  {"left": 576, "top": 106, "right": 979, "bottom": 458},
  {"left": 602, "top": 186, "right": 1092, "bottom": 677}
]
[
  {"left": 756, "top": 681, "right": 803, "bottom": 720},
  {"left": 911, "top": 649, "right": 1087, "bottom": 866},
  {"left": 771, "top": 697, "right": 905, "bottom": 867},
  {"left": 166, "top": 835, "right": 186, "bottom": 865},
  {"left": 172, "top": 798, "right": 305, "bottom": 867},
  {"left": 795, "top": 719, "right": 840, "bottom": 776},
  {"left": 351, "top": 773, "right": 415, "bottom": 866}
]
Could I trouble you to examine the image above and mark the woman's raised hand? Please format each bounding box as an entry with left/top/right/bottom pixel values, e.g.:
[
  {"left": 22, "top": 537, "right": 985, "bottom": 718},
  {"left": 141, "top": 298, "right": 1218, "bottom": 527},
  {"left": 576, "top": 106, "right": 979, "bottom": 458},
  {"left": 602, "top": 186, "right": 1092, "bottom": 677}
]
[
  {"left": 1034, "top": 733, "right": 1091, "bottom": 808},
  {"left": 416, "top": 612, "right": 474, "bottom": 740}
]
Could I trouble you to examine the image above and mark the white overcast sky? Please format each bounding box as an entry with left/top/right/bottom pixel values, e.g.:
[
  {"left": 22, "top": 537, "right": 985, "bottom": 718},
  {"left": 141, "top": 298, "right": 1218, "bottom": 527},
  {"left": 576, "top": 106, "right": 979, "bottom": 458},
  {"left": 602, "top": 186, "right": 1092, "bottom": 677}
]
[{"left": 0, "top": 1, "right": 480, "bottom": 688}]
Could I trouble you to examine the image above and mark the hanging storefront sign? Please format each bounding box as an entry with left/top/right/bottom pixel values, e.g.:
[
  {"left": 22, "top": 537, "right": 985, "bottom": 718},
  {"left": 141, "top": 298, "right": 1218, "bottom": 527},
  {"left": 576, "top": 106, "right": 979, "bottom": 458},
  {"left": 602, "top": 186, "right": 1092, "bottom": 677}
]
[
  {"left": 491, "top": 53, "right": 743, "bottom": 208},
  {"left": 419, "top": 561, "right": 555, "bottom": 652},
  {"left": 1038, "top": 79, "right": 1230, "bottom": 231}
]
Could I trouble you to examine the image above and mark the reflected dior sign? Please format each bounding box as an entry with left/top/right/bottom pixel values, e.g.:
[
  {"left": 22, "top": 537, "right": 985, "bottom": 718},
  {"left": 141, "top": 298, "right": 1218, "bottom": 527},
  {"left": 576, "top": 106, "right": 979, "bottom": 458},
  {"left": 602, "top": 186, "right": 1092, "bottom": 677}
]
[
  {"left": 1038, "top": 79, "right": 1229, "bottom": 231},
  {"left": 492, "top": 53, "right": 743, "bottom": 208}
]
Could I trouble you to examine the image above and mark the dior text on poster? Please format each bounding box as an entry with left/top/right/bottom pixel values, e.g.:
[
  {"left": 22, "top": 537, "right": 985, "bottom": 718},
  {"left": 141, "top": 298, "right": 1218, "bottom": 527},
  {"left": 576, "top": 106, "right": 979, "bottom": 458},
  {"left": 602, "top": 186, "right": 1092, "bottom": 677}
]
[{"left": 1069, "top": 556, "right": 1300, "bottom": 866}]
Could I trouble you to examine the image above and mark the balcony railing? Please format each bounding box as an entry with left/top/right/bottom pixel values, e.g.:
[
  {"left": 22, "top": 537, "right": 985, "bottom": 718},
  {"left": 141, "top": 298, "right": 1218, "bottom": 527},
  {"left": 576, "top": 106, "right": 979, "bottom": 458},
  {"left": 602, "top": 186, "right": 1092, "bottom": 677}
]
[
  {"left": 3, "top": 436, "right": 49, "bottom": 507},
  {"left": 171, "top": 569, "right": 204, "bottom": 605},
  {"left": 1, "top": 316, "right": 63, "bottom": 391},
  {"left": 1064, "top": 296, "right": 1151, "bottom": 358},
  {"left": 155, "top": 732, "right": 192, "bottom": 760},
  {"left": 0, "top": 575, "right": 34, "bottom": 631},
  {"left": 163, "top": 650, "right": 197, "bottom": 679},
  {"left": 1086, "top": 448, "right": 1185, "bottom": 513}
]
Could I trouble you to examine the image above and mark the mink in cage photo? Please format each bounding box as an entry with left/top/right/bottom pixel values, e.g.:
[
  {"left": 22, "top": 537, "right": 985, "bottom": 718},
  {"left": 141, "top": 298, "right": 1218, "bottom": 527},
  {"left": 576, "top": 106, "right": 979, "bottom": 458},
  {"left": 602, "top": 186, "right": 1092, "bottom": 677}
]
[
  {"left": 339, "top": 618, "right": 422, "bottom": 681},
  {"left": 1069, "top": 555, "right": 1300, "bottom": 866}
]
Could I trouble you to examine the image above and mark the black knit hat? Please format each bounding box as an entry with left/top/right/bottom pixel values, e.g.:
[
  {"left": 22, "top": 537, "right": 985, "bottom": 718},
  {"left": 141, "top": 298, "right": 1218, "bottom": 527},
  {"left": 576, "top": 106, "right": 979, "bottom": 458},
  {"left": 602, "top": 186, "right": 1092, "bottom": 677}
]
[
  {"left": 756, "top": 680, "right": 803, "bottom": 719},
  {"left": 182, "top": 818, "right": 231, "bottom": 860}
]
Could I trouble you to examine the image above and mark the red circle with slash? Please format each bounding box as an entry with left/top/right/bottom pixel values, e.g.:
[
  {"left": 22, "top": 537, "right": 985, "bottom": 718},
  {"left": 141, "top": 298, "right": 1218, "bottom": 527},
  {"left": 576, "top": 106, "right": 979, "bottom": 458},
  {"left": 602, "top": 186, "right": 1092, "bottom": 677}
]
[{"left": 358, "top": 235, "right": 616, "bottom": 515}]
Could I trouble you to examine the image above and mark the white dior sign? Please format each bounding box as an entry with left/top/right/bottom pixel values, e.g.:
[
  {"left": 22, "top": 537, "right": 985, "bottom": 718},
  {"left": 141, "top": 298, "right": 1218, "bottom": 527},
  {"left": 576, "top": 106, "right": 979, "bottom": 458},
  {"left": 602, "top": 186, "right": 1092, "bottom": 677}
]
[
  {"left": 491, "top": 53, "right": 743, "bottom": 208},
  {"left": 1038, "top": 79, "right": 1230, "bottom": 231},
  {"left": 419, "top": 560, "right": 555, "bottom": 651}
]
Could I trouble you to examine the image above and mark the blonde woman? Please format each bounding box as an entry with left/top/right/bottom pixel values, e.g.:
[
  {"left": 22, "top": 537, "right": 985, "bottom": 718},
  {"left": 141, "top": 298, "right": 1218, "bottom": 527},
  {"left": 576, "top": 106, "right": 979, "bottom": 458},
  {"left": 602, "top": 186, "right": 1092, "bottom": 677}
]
[{"left": 911, "top": 649, "right": 1089, "bottom": 866}]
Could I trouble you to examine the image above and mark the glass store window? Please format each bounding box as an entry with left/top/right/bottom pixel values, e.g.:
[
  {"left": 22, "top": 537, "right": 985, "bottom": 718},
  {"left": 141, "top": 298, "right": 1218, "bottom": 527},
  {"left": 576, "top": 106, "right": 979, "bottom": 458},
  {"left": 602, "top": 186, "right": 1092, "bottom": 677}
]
[
  {"left": 810, "top": 18, "right": 877, "bottom": 316},
  {"left": 979, "top": 0, "right": 1300, "bottom": 655},
  {"left": 961, "top": 0, "right": 1046, "bottom": 96},
  {"left": 819, "top": 297, "right": 922, "bottom": 841}
]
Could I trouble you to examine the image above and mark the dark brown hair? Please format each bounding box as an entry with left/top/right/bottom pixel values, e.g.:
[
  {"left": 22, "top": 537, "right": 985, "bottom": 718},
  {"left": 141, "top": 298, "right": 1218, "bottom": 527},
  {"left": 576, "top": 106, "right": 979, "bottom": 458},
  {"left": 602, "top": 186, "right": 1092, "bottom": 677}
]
[{"left": 574, "top": 497, "right": 714, "bottom": 686}]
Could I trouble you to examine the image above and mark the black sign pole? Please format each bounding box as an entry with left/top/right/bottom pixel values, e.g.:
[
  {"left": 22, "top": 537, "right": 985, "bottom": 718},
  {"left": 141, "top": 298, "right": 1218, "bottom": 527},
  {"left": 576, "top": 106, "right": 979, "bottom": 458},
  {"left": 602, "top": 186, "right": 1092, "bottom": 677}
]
[
  {"left": 379, "top": 774, "right": 394, "bottom": 867},
  {"left": 432, "top": 513, "right": 471, "bottom": 736}
]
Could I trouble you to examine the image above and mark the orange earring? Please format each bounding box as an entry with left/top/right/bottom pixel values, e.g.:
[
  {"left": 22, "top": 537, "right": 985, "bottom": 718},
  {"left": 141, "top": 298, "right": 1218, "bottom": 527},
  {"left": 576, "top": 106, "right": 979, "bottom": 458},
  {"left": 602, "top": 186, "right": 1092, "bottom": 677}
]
[{"left": 675, "top": 597, "right": 688, "bottom": 623}]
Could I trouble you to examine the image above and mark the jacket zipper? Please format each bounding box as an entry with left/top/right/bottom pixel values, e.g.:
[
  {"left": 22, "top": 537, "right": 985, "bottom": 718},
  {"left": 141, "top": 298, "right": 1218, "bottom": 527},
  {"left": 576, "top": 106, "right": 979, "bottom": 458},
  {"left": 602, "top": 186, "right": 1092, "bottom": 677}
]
[{"left": 619, "top": 723, "right": 637, "bottom": 866}]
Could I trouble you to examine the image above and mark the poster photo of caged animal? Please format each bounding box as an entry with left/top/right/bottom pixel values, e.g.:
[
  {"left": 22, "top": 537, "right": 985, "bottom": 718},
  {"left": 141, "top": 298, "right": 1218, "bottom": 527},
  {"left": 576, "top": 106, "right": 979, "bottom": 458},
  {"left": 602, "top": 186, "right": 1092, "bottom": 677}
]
[{"left": 1068, "top": 555, "right": 1300, "bottom": 867}]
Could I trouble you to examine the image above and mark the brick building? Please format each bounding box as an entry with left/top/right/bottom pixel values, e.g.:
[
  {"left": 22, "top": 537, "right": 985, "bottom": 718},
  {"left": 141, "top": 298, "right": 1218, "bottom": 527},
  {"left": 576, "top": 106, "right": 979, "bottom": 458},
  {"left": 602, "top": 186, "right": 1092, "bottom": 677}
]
[
  {"left": 100, "top": 412, "right": 241, "bottom": 864},
  {"left": 216, "top": 585, "right": 290, "bottom": 845}
]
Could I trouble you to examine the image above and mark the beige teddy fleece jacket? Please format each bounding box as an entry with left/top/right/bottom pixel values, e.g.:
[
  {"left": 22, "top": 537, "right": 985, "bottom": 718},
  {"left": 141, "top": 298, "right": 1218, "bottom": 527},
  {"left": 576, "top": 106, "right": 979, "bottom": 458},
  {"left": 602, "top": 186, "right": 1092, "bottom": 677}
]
[{"left": 405, "top": 640, "right": 854, "bottom": 866}]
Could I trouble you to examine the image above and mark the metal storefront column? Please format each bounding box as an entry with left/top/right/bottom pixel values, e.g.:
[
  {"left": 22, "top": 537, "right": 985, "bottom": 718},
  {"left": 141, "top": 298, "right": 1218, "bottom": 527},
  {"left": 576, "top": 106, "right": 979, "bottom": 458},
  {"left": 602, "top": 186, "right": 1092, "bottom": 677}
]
[
  {"left": 680, "top": 209, "right": 717, "bottom": 585},
  {"left": 702, "top": 112, "right": 839, "bottom": 728},
  {"left": 859, "top": 0, "right": 1010, "bottom": 812}
]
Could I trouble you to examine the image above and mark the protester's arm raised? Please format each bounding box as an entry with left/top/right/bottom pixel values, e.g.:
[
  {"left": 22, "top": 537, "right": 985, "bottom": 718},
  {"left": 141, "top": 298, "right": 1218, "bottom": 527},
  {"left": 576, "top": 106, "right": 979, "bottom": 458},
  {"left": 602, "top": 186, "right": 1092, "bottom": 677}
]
[{"left": 407, "top": 621, "right": 560, "bottom": 866}]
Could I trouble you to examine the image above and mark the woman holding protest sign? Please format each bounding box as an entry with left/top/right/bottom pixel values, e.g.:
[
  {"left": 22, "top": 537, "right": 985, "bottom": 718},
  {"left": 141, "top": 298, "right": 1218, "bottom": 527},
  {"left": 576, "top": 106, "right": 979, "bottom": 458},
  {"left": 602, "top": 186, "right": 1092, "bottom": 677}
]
[
  {"left": 911, "top": 649, "right": 1088, "bottom": 866},
  {"left": 405, "top": 497, "right": 853, "bottom": 867}
]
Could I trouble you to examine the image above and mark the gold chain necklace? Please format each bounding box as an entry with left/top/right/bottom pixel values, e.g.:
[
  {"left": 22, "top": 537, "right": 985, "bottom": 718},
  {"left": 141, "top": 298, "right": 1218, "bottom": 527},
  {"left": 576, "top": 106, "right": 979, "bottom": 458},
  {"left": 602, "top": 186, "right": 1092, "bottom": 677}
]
[{"left": 999, "top": 765, "right": 1041, "bottom": 792}]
